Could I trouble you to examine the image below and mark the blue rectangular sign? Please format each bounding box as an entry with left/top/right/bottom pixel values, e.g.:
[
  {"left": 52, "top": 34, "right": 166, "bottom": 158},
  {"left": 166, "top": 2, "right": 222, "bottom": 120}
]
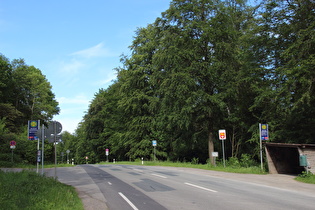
[
  {"left": 260, "top": 124, "right": 269, "bottom": 140},
  {"left": 152, "top": 140, "right": 157, "bottom": 146},
  {"left": 28, "top": 120, "right": 40, "bottom": 140}
]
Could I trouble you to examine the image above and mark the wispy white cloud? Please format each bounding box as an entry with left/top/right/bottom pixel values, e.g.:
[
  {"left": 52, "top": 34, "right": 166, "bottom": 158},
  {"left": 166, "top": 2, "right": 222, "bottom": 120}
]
[
  {"left": 94, "top": 73, "right": 117, "bottom": 86},
  {"left": 59, "top": 58, "right": 85, "bottom": 75},
  {"left": 57, "top": 95, "right": 90, "bottom": 105},
  {"left": 70, "top": 42, "right": 116, "bottom": 58},
  {"left": 55, "top": 95, "right": 90, "bottom": 133}
]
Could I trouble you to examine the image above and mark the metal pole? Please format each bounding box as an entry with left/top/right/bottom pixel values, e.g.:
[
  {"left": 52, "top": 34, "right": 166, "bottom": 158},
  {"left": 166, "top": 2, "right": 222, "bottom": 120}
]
[
  {"left": 41, "top": 124, "right": 44, "bottom": 175},
  {"left": 259, "top": 123, "right": 263, "bottom": 171},
  {"left": 54, "top": 121, "right": 57, "bottom": 179},
  {"left": 36, "top": 120, "right": 40, "bottom": 173},
  {"left": 154, "top": 147, "right": 156, "bottom": 162},
  {"left": 222, "top": 140, "right": 226, "bottom": 167}
]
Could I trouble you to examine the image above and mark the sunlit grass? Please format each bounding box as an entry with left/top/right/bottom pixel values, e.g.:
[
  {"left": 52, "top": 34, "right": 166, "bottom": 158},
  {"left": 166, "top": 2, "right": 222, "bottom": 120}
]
[
  {"left": 0, "top": 170, "right": 84, "bottom": 210},
  {"left": 295, "top": 172, "right": 315, "bottom": 184},
  {"left": 98, "top": 160, "right": 266, "bottom": 174}
]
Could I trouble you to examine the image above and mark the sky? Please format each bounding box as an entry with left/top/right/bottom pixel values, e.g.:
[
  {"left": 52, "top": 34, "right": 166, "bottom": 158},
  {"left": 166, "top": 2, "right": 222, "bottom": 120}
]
[{"left": 0, "top": 0, "right": 171, "bottom": 134}]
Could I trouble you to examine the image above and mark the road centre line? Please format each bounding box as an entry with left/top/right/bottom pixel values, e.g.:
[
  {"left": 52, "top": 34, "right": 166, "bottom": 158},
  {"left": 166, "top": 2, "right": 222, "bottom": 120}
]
[
  {"left": 118, "top": 192, "right": 139, "bottom": 210},
  {"left": 185, "top": 182, "right": 218, "bottom": 193},
  {"left": 151, "top": 173, "right": 167, "bottom": 179}
]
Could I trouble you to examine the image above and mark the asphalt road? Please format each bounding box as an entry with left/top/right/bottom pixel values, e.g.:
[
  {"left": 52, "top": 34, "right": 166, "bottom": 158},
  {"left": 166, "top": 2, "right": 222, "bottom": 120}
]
[{"left": 46, "top": 165, "right": 315, "bottom": 210}]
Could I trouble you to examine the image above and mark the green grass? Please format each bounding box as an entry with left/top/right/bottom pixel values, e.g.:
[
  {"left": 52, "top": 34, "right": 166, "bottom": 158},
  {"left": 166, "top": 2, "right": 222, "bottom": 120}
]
[
  {"left": 295, "top": 172, "right": 315, "bottom": 184},
  {"left": 98, "top": 160, "right": 266, "bottom": 174},
  {"left": 44, "top": 163, "right": 76, "bottom": 168},
  {"left": 0, "top": 170, "right": 84, "bottom": 210},
  {"left": 0, "top": 161, "right": 76, "bottom": 169}
]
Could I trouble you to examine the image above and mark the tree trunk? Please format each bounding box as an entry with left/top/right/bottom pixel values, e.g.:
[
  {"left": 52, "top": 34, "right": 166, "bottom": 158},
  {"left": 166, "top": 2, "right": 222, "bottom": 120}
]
[{"left": 208, "top": 131, "right": 214, "bottom": 165}]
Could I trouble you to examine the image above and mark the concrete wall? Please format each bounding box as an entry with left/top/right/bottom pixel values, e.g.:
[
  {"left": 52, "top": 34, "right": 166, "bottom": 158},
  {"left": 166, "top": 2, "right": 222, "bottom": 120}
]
[
  {"left": 301, "top": 147, "right": 315, "bottom": 174},
  {"left": 265, "top": 143, "right": 315, "bottom": 174}
]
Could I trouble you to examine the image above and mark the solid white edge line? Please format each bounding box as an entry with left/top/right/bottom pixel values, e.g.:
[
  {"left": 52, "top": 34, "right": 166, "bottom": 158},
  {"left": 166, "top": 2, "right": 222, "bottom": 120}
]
[
  {"left": 118, "top": 192, "right": 139, "bottom": 210},
  {"left": 185, "top": 182, "right": 218, "bottom": 193},
  {"left": 151, "top": 173, "right": 167, "bottom": 179}
]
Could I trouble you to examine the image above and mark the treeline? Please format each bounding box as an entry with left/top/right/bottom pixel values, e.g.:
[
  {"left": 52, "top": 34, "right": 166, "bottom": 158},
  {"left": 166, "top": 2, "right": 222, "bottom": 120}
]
[
  {"left": 0, "top": 54, "right": 59, "bottom": 165},
  {"left": 2, "top": 0, "right": 314, "bottom": 166},
  {"left": 66, "top": 0, "right": 315, "bottom": 164}
]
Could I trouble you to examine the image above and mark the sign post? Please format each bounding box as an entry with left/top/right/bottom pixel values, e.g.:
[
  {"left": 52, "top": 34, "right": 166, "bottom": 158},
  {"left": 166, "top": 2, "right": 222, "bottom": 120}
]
[
  {"left": 105, "top": 149, "right": 109, "bottom": 162},
  {"left": 28, "top": 120, "right": 40, "bottom": 140},
  {"left": 259, "top": 123, "right": 269, "bottom": 171},
  {"left": 218, "top": 129, "right": 226, "bottom": 167},
  {"left": 44, "top": 121, "right": 62, "bottom": 178},
  {"left": 10, "top": 141, "right": 16, "bottom": 162},
  {"left": 212, "top": 152, "right": 218, "bottom": 166},
  {"left": 66, "top": 150, "right": 70, "bottom": 164},
  {"left": 41, "top": 124, "right": 45, "bottom": 175},
  {"left": 152, "top": 140, "right": 157, "bottom": 161}
]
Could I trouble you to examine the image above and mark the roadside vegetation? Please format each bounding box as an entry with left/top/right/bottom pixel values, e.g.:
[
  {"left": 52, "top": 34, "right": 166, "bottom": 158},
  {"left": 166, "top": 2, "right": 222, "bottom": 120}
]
[
  {"left": 0, "top": 0, "right": 314, "bottom": 192},
  {"left": 0, "top": 170, "right": 83, "bottom": 210},
  {"left": 100, "top": 154, "right": 267, "bottom": 175},
  {"left": 295, "top": 172, "right": 315, "bottom": 184},
  {"left": 102, "top": 160, "right": 265, "bottom": 174}
]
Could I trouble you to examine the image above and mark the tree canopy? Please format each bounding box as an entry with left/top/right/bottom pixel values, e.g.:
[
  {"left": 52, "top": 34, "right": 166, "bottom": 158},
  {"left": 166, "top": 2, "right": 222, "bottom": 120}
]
[
  {"left": 0, "top": 54, "right": 60, "bottom": 164},
  {"left": 2, "top": 0, "right": 315, "bottom": 166},
  {"left": 63, "top": 0, "right": 315, "bottom": 164}
]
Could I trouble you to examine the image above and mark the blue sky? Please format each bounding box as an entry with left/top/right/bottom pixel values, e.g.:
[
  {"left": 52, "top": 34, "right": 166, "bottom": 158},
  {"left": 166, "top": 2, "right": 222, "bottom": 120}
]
[{"left": 0, "top": 0, "right": 171, "bottom": 133}]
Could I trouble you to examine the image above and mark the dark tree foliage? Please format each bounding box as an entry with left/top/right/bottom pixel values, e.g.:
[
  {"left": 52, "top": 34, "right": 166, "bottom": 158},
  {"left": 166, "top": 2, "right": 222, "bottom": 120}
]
[
  {"left": 70, "top": 0, "right": 315, "bottom": 164},
  {"left": 0, "top": 54, "right": 60, "bottom": 164}
]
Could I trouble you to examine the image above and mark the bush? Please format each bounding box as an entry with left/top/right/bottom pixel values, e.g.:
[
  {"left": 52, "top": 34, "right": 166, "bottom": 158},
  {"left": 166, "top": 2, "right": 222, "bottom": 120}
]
[
  {"left": 226, "top": 154, "right": 258, "bottom": 168},
  {"left": 0, "top": 153, "right": 23, "bottom": 167},
  {"left": 226, "top": 157, "right": 240, "bottom": 168},
  {"left": 191, "top": 157, "right": 199, "bottom": 164},
  {"left": 240, "top": 154, "right": 257, "bottom": 168}
]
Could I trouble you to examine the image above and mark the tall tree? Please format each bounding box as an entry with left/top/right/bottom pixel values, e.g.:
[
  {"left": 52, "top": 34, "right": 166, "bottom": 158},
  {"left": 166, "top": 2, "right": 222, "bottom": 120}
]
[
  {"left": 270, "top": 0, "right": 315, "bottom": 143},
  {"left": 11, "top": 59, "right": 60, "bottom": 126}
]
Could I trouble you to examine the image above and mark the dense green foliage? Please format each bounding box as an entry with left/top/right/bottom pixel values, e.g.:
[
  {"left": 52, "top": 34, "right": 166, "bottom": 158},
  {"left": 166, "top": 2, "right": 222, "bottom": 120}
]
[
  {"left": 60, "top": 0, "right": 315, "bottom": 165},
  {"left": 0, "top": 54, "right": 59, "bottom": 165},
  {"left": 0, "top": 170, "right": 83, "bottom": 209},
  {"left": 1, "top": 0, "right": 315, "bottom": 167}
]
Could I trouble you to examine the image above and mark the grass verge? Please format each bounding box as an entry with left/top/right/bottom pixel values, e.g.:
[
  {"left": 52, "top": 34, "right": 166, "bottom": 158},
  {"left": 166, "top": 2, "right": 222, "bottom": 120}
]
[
  {"left": 98, "top": 160, "right": 266, "bottom": 174},
  {"left": 0, "top": 170, "right": 84, "bottom": 210},
  {"left": 295, "top": 172, "right": 315, "bottom": 184}
]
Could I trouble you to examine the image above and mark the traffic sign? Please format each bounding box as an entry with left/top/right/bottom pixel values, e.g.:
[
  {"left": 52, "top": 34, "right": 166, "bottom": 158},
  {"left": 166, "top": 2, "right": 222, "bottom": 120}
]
[
  {"left": 105, "top": 149, "right": 109, "bottom": 156},
  {"left": 212, "top": 152, "right": 219, "bottom": 157},
  {"left": 10, "top": 141, "right": 16, "bottom": 146},
  {"left": 260, "top": 124, "right": 269, "bottom": 140},
  {"left": 28, "top": 120, "right": 40, "bottom": 140},
  {"left": 219, "top": 129, "right": 226, "bottom": 140},
  {"left": 46, "top": 121, "right": 63, "bottom": 143},
  {"left": 46, "top": 121, "right": 62, "bottom": 135},
  {"left": 48, "top": 134, "right": 62, "bottom": 143},
  {"left": 152, "top": 140, "right": 157, "bottom": 146}
]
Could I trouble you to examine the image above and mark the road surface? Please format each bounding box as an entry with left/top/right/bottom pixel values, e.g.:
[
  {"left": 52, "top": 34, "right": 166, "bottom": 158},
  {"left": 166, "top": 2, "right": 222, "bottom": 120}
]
[{"left": 47, "top": 165, "right": 315, "bottom": 210}]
